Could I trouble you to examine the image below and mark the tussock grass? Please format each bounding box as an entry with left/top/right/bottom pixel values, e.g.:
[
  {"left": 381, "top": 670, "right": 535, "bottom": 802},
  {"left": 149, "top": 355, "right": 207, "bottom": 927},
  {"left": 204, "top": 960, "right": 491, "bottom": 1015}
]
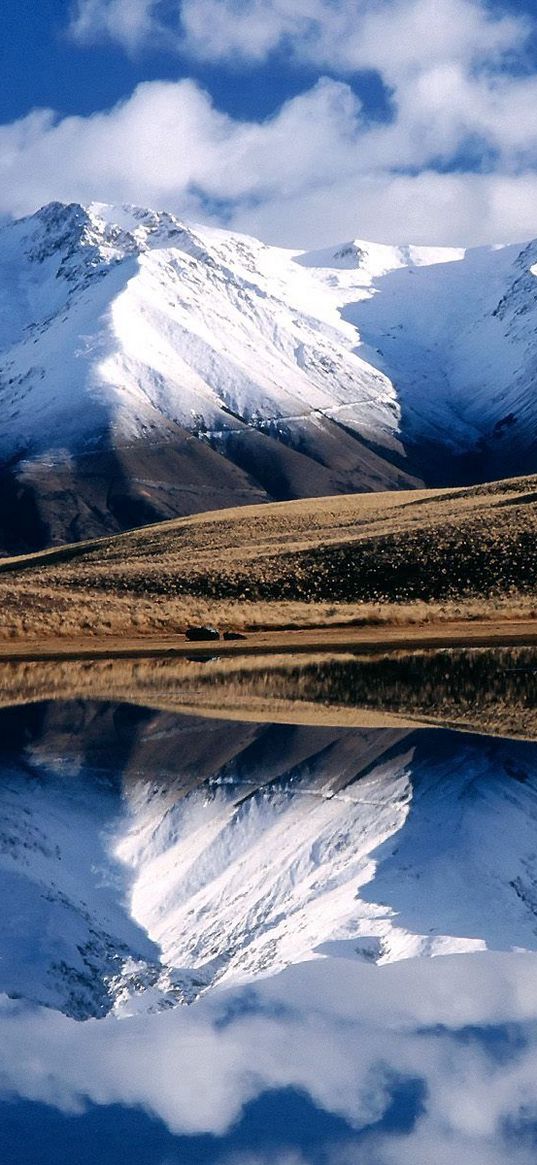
[{"left": 1, "top": 474, "right": 537, "bottom": 640}]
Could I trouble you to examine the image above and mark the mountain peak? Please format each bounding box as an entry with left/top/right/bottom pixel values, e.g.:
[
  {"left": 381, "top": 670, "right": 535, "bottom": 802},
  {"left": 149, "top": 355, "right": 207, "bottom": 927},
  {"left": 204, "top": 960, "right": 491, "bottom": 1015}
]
[
  {"left": 299, "top": 236, "right": 467, "bottom": 277},
  {"left": 0, "top": 199, "right": 136, "bottom": 281}
]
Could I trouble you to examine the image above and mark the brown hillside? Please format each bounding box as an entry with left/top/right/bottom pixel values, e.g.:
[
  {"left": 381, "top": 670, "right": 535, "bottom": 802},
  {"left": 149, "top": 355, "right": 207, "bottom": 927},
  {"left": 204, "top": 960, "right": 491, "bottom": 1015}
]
[{"left": 0, "top": 474, "right": 536, "bottom": 641}]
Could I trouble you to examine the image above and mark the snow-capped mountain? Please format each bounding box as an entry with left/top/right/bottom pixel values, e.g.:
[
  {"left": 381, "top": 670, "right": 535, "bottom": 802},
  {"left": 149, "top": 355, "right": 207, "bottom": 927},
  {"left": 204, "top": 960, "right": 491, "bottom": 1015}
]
[
  {"left": 1, "top": 200, "right": 537, "bottom": 551},
  {"left": 2, "top": 701, "right": 537, "bottom": 1020}
]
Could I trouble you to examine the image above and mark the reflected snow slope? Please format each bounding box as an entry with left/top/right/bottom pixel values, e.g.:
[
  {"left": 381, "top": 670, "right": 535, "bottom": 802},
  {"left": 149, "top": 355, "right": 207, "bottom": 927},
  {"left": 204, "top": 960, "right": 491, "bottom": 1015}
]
[{"left": 1, "top": 702, "right": 537, "bottom": 1017}]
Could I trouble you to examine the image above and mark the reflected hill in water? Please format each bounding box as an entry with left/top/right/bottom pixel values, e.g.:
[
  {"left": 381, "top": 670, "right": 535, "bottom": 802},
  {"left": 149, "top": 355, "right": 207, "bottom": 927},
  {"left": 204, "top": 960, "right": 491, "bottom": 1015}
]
[
  {"left": 0, "top": 644, "right": 536, "bottom": 738},
  {"left": 1, "top": 698, "right": 537, "bottom": 1019}
]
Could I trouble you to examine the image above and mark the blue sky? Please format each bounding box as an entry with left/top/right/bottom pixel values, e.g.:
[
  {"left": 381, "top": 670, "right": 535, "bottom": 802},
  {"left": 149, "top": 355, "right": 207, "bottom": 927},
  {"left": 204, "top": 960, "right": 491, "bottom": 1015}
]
[
  {"left": 1, "top": 0, "right": 537, "bottom": 245},
  {"left": 0, "top": 0, "right": 395, "bottom": 124}
]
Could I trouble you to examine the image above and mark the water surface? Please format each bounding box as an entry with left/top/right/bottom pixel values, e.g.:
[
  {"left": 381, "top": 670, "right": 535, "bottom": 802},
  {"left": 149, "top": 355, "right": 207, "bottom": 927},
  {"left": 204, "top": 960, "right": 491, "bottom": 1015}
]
[{"left": 1, "top": 651, "right": 537, "bottom": 1163}]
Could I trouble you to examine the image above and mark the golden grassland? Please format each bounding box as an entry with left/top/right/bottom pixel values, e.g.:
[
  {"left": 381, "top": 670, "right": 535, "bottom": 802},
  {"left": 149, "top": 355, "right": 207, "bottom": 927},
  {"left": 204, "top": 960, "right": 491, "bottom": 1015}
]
[{"left": 0, "top": 474, "right": 537, "bottom": 642}]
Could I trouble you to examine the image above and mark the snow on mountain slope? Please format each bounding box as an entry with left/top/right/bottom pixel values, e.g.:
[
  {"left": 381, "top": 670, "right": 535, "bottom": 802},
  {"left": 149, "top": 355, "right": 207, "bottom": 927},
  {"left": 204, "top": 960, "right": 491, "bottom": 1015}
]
[
  {"left": 335, "top": 239, "right": 536, "bottom": 458},
  {"left": 0, "top": 202, "right": 421, "bottom": 553},
  {"left": 0, "top": 761, "right": 166, "bottom": 1019},
  {"left": 1, "top": 199, "right": 537, "bottom": 551},
  {"left": 2, "top": 704, "right": 537, "bottom": 1019},
  {"left": 205, "top": 224, "right": 537, "bottom": 472}
]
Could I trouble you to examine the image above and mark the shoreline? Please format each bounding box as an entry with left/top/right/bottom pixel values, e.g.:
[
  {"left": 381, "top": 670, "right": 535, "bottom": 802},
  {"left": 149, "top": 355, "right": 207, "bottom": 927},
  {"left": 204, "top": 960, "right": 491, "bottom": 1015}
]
[{"left": 1, "top": 616, "right": 537, "bottom": 663}]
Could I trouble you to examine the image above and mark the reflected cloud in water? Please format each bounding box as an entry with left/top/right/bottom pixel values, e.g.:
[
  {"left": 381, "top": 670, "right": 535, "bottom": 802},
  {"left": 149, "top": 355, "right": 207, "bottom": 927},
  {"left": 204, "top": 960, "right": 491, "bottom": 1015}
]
[{"left": 1, "top": 954, "right": 537, "bottom": 1163}]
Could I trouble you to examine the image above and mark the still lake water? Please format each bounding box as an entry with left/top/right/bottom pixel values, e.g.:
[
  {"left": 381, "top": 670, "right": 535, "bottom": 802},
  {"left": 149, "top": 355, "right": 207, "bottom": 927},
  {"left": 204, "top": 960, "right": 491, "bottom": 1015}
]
[{"left": 1, "top": 649, "right": 537, "bottom": 1163}]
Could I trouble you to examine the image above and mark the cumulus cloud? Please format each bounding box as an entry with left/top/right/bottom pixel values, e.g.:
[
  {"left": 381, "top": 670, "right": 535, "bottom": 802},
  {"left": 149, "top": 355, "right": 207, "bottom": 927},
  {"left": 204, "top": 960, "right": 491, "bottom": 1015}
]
[
  {"left": 1, "top": 65, "right": 537, "bottom": 246},
  {"left": 0, "top": 1, "right": 529, "bottom": 243},
  {"left": 69, "top": 0, "right": 527, "bottom": 73}
]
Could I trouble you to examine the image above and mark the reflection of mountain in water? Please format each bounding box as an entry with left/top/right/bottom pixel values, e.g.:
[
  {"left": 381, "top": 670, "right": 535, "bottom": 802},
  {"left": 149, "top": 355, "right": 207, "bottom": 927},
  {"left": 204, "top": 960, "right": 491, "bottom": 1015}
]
[{"left": 2, "top": 700, "right": 537, "bottom": 1019}]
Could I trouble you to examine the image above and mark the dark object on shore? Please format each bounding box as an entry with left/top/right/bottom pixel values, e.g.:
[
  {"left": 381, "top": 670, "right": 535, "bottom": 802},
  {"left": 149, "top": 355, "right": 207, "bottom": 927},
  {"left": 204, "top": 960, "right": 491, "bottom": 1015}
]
[
  {"left": 223, "top": 631, "right": 247, "bottom": 640},
  {"left": 185, "top": 626, "right": 220, "bottom": 641},
  {"left": 186, "top": 653, "right": 220, "bottom": 662}
]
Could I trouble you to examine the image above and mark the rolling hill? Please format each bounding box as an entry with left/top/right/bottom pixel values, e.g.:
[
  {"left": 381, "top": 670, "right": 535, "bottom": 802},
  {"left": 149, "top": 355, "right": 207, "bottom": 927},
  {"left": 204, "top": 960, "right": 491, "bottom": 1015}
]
[{"left": 0, "top": 474, "right": 536, "bottom": 641}]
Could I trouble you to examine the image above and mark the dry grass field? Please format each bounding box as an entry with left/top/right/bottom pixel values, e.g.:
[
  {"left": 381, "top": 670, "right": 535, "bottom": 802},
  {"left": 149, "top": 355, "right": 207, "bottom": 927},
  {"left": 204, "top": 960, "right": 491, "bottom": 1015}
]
[{"left": 0, "top": 473, "right": 536, "bottom": 642}]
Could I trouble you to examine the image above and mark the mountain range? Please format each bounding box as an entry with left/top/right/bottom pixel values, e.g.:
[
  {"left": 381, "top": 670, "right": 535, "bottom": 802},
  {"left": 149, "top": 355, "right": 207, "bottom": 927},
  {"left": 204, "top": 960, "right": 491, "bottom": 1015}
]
[{"left": 1, "top": 200, "right": 537, "bottom": 552}]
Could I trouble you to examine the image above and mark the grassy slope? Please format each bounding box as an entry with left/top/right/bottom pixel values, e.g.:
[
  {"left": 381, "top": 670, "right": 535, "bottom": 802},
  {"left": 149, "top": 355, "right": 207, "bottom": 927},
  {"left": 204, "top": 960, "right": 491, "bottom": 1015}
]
[{"left": 1, "top": 474, "right": 536, "bottom": 640}]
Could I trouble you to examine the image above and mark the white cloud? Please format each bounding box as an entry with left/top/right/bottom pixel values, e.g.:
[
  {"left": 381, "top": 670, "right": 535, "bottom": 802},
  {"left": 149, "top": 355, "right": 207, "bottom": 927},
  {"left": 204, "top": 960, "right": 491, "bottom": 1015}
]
[
  {"left": 233, "top": 169, "right": 537, "bottom": 248},
  {"left": 70, "top": 0, "right": 157, "bottom": 51},
  {"left": 0, "top": 1, "right": 528, "bottom": 244},
  {"left": 1, "top": 65, "right": 537, "bottom": 247},
  {"left": 69, "top": 0, "right": 528, "bottom": 76}
]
